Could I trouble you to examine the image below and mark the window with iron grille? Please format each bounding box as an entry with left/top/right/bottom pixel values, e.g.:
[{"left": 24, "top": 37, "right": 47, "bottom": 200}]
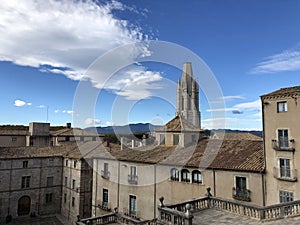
[{"left": 279, "top": 190, "right": 294, "bottom": 203}]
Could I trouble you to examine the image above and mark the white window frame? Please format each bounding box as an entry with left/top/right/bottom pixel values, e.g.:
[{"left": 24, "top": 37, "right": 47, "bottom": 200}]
[
  {"left": 279, "top": 190, "right": 294, "bottom": 203},
  {"left": 277, "top": 101, "right": 288, "bottom": 112}
]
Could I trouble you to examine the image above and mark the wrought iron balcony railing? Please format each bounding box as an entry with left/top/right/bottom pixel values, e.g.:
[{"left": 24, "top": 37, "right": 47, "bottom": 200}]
[
  {"left": 272, "top": 139, "right": 295, "bottom": 151},
  {"left": 101, "top": 170, "right": 110, "bottom": 180},
  {"left": 128, "top": 175, "right": 138, "bottom": 184},
  {"left": 232, "top": 187, "right": 251, "bottom": 202},
  {"left": 273, "top": 167, "right": 297, "bottom": 182}
]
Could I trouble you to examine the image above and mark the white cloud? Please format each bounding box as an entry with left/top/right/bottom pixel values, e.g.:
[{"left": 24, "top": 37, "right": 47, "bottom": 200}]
[
  {"left": 233, "top": 99, "right": 261, "bottom": 110},
  {"left": 104, "top": 121, "right": 114, "bottom": 126},
  {"left": 61, "top": 110, "right": 74, "bottom": 115},
  {"left": 0, "top": 1, "right": 160, "bottom": 100},
  {"left": 54, "top": 109, "right": 59, "bottom": 113},
  {"left": 202, "top": 117, "right": 262, "bottom": 130},
  {"left": 206, "top": 108, "right": 236, "bottom": 112},
  {"left": 220, "top": 95, "right": 245, "bottom": 101},
  {"left": 37, "top": 105, "right": 46, "bottom": 108},
  {"left": 206, "top": 99, "right": 261, "bottom": 114},
  {"left": 111, "top": 66, "right": 163, "bottom": 100},
  {"left": 85, "top": 118, "right": 101, "bottom": 125},
  {"left": 251, "top": 47, "right": 300, "bottom": 74},
  {"left": 14, "top": 100, "right": 31, "bottom": 107}
]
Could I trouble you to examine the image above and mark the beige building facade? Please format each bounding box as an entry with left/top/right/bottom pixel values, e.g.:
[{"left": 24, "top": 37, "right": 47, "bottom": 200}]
[
  {"left": 262, "top": 86, "right": 300, "bottom": 205},
  {"left": 91, "top": 136, "right": 264, "bottom": 221}
]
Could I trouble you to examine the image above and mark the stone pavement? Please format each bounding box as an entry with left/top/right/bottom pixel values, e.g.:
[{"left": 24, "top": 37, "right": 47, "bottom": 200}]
[
  {"left": 193, "top": 209, "right": 300, "bottom": 225},
  {"left": 8, "top": 214, "right": 73, "bottom": 225}
]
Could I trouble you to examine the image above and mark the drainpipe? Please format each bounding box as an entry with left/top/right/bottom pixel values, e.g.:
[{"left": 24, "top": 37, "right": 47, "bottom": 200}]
[
  {"left": 117, "top": 161, "right": 120, "bottom": 208},
  {"left": 261, "top": 172, "right": 266, "bottom": 206},
  {"left": 213, "top": 169, "right": 216, "bottom": 196},
  {"left": 153, "top": 165, "right": 157, "bottom": 219},
  {"left": 94, "top": 159, "right": 98, "bottom": 217},
  {"left": 38, "top": 158, "right": 42, "bottom": 215}
]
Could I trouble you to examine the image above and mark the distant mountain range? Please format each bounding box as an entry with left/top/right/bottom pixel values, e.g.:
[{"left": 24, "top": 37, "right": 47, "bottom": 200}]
[
  {"left": 85, "top": 123, "right": 162, "bottom": 135},
  {"left": 85, "top": 123, "right": 263, "bottom": 137}
]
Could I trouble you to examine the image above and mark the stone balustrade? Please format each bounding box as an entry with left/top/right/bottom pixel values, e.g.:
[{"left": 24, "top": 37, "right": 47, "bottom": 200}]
[
  {"left": 158, "top": 188, "right": 300, "bottom": 224},
  {"left": 77, "top": 189, "right": 300, "bottom": 225}
]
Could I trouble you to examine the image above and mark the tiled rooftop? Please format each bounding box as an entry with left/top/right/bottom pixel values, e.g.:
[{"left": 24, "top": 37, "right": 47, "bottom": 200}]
[
  {"left": 261, "top": 85, "right": 300, "bottom": 98},
  {"left": 87, "top": 138, "right": 264, "bottom": 172},
  {"left": 51, "top": 127, "right": 103, "bottom": 137},
  {"left": 156, "top": 115, "right": 202, "bottom": 132}
]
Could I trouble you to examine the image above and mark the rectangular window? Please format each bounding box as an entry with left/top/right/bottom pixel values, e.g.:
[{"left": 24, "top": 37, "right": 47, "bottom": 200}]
[
  {"left": 128, "top": 166, "right": 138, "bottom": 184},
  {"left": 21, "top": 176, "right": 31, "bottom": 188},
  {"left": 280, "top": 158, "right": 291, "bottom": 178},
  {"left": 48, "top": 158, "right": 54, "bottom": 166},
  {"left": 64, "top": 193, "right": 67, "bottom": 203},
  {"left": 278, "top": 129, "right": 289, "bottom": 148},
  {"left": 170, "top": 168, "right": 179, "bottom": 181},
  {"left": 277, "top": 101, "right": 288, "bottom": 112},
  {"left": 234, "top": 176, "right": 250, "bottom": 201},
  {"left": 64, "top": 176, "right": 68, "bottom": 187},
  {"left": 236, "top": 176, "right": 247, "bottom": 190},
  {"left": 74, "top": 160, "right": 77, "bottom": 168},
  {"left": 129, "top": 195, "right": 137, "bottom": 216},
  {"left": 160, "top": 134, "right": 165, "bottom": 145},
  {"left": 103, "top": 189, "right": 108, "bottom": 207},
  {"left": 65, "top": 159, "right": 68, "bottom": 167},
  {"left": 12, "top": 137, "right": 17, "bottom": 142},
  {"left": 46, "top": 193, "right": 53, "bottom": 203},
  {"left": 47, "top": 176, "right": 54, "bottom": 187},
  {"left": 173, "top": 134, "right": 179, "bottom": 145},
  {"left": 72, "top": 179, "right": 76, "bottom": 189},
  {"left": 72, "top": 197, "right": 75, "bottom": 207},
  {"left": 104, "top": 163, "right": 108, "bottom": 173},
  {"left": 130, "top": 166, "right": 137, "bottom": 177},
  {"left": 23, "top": 161, "right": 28, "bottom": 168},
  {"left": 279, "top": 190, "right": 294, "bottom": 203}
]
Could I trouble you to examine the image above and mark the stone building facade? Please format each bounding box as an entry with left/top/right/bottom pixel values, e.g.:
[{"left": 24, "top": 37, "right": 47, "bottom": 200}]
[{"left": 0, "top": 147, "right": 65, "bottom": 223}]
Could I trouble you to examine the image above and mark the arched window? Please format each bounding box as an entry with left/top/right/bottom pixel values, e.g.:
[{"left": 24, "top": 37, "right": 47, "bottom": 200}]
[
  {"left": 181, "top": 169, "right": 190, "bottom": 182},
  {"left": 170, "top": 168, "right": 179, "bottom": 181},
  {"left": 192, "top": 170, "right": 202, "bottom": 184}
]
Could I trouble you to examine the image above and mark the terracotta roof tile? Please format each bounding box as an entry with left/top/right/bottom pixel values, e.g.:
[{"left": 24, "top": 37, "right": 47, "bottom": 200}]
[
  {"left": 50, "top": 128, "right": 103, "bottom": 137},
  {"left": 211, "top": 132, "right": 262, "bottom": 141},
  {"left": 156, "top": 115, "right": 202, "bottom": 132},
  {"left": 261, "top": 86, "right": 300, "bottom": 99},
  {"left": 0, "top": 130, "right": 29, "bottom": 136},
  {"left": 91, "top": 139, "right": 264, "bottom": 172}
]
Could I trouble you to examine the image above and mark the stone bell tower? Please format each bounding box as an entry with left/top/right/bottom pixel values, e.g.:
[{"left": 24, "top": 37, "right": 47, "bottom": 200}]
[{"left": 176, "top": 62, "right": 201, "bottom": 129}]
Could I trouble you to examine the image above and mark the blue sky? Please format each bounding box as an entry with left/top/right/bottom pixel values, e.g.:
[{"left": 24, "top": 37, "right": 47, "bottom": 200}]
[{"left": 1, "top": 0, "right": 300, "bottom": 130}]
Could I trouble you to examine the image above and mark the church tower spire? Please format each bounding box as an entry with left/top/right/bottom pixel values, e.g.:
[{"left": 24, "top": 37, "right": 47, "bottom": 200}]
[{"left": 176, "top": 62, "right": 201, "bottom": 128}]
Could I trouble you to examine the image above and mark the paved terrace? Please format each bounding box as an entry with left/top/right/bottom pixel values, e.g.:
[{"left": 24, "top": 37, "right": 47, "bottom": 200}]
[
  {"left": 8, "top": 214, "right": 72, "bottom": 225},
  {"left": 194, "top": 209, "right": 300, "bottom": 225}
]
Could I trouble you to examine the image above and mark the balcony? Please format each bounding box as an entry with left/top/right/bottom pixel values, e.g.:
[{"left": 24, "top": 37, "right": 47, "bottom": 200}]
[
  {"left": 272, "top": 139, "right": 295, "bottom": 152},
  {"left": 101, "top": 170, "right": 110, "bottom": 180},
  {"left": 232, "top": 187, "right": 251, "bottom": 202},
  {"left": 98, "top": 201, "right": 111, "bottom": 211},
  {"left": 128, "top": 175, "right": 138, "bottom": 185},
  {"left": 273, "top": 167, "right": 297, "bottom": 182},
  {"left": 123, "top": 208, "right": 140, "bottom": 219}
]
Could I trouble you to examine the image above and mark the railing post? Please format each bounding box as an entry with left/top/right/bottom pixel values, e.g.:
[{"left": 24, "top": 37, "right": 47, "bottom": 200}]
[{"left": 185, "top": 204, "right": 193, "bottom": 225}]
